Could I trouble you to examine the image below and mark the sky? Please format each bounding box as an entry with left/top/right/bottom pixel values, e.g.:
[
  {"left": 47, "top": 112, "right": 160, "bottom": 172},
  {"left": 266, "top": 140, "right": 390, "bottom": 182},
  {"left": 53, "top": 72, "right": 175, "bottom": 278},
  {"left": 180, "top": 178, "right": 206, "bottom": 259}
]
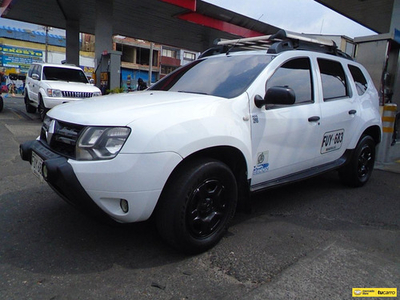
[
  {"left": 0, "top": 0, "right": 376, "bottom": 39},
  {"left": 204, "top": 0, "right": 376, "bottom": 38}
]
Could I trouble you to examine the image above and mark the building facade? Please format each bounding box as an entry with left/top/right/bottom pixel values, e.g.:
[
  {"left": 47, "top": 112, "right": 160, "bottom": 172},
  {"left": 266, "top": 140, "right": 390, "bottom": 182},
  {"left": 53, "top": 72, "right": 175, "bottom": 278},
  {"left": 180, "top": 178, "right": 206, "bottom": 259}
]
[
  {"left": 0, "top": 26, "right": 198, "bottom": 93},
  {"left": 0, "top": 26, "right": 96, "bottom": 93},
  {"left": 114, "top": 36, "right": 161, "bottom": 90}
]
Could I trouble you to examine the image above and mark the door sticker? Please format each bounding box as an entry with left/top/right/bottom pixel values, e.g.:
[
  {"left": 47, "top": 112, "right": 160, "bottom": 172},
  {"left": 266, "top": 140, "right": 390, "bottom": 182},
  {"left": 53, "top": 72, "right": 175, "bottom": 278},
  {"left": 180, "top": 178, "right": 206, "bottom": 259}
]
[
  {"left": 253, "top": 151, "right": 269, "bottom": 175},
  {"left": 321, "top": 129, "right": 344, "bottom": 154}
]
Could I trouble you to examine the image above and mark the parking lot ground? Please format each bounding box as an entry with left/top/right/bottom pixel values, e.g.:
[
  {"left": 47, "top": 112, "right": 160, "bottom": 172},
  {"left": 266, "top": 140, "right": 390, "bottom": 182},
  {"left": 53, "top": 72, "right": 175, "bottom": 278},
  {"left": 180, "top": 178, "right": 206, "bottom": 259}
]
[{"left": 0, "top": 96, "right": 399, "bottom": 300}]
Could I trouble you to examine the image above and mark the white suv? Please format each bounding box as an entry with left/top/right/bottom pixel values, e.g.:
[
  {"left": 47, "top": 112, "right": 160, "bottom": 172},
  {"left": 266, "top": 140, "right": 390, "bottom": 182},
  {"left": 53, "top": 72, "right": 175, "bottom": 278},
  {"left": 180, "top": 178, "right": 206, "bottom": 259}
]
[
  {"left": 24, "top": 63, "right": 102, "bottom": 120},
  {"left": 20, "top": 31, "right": 382, "bottom": 253}
]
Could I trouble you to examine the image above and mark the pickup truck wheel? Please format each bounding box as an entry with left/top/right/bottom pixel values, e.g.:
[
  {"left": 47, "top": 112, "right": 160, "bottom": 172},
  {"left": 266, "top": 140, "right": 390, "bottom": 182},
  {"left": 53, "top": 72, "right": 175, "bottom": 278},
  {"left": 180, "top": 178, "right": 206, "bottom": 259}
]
[
  {"left": 156, "top": 159, "right": 237, "bottom": 254},
  {"left": 24, "top": 93, "right": 36, "bottom": 113},
  {"left": 38, "top": 96, "right": 49, "bottom": 121},
  {"left": 0, "top": 96, "right": 3, "bottom": 112},
  {"left": 339, "top": 135, "right": 375, "bottom": 187}
]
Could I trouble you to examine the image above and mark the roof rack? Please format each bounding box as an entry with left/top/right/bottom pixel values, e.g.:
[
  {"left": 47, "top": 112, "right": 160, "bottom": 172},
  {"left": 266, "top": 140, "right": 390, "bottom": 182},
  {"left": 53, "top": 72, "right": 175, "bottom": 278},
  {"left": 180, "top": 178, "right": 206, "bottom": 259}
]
[{"left": 199, "top": 30, "right": 353, "bottom": 60}]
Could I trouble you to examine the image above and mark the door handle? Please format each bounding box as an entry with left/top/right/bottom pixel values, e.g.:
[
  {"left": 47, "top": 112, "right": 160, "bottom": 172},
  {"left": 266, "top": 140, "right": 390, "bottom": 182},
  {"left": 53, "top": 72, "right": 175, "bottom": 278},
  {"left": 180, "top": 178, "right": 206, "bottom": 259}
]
[
  {"left": 308, "top": 116, "right": 320, "bottom": 122},
  {"left": 349, "top": 109, "right": 357, "bottom": 115}
]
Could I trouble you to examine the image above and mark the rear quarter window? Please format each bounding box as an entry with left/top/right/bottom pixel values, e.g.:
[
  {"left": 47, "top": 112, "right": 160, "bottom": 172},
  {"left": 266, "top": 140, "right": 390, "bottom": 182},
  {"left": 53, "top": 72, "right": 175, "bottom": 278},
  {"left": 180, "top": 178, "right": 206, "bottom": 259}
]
[
  {"left": 318, "top": 58, "right": 349, "bottom": 101},
  {"left": 348, "top": 65, "right": 368, "bottom": 95}
]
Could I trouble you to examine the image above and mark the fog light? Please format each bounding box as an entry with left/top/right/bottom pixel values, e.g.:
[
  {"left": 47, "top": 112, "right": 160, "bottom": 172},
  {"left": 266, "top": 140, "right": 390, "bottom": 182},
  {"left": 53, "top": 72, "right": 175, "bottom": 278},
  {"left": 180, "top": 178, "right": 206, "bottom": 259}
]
[
  {"left": 120, "top": 199, "right": 129, "bottom": 213},
  {"left": 42, "top": 164, "right": 48, "bottom": 180}
]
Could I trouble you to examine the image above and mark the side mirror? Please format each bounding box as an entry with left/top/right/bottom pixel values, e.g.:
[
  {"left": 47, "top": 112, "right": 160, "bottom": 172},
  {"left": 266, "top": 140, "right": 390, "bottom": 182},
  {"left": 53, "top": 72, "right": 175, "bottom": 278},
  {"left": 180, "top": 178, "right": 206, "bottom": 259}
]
[
  {"left": 255, "top": 86, "right": 296, "bottom": 108},
  {"left": 32, "top": 74, "right": 40, "bottom": 80},
  {"left": 265, "top": 86, "right": 295, "bottom": 105}
]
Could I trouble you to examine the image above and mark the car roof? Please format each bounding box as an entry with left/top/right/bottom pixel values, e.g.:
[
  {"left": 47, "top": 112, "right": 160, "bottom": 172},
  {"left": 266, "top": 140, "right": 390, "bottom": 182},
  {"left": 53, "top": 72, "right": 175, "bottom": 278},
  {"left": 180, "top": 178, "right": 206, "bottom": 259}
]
[{"left": 31, "top": 62, "right": 82, "bottom": 70}]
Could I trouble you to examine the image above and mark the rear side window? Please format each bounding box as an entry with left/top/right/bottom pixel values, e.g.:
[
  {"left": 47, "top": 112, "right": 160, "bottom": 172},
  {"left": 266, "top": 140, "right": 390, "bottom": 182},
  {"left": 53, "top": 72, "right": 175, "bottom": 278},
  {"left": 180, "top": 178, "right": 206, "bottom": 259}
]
[
  {"left": 348, "top": 65, "right": 368, "bottom": 95},
  {"left": 266, "top": 57, "right": 313, "bottom": 104},
  {"left": 318, "top": 58, "right": 349, "bottom": 101}
]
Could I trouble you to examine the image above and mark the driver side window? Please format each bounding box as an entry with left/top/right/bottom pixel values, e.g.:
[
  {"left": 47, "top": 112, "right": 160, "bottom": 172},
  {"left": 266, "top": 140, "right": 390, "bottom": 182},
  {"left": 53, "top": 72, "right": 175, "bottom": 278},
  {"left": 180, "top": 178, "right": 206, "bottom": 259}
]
[{"left": 266, "top": 57, "right": 313, "bottom": 105}]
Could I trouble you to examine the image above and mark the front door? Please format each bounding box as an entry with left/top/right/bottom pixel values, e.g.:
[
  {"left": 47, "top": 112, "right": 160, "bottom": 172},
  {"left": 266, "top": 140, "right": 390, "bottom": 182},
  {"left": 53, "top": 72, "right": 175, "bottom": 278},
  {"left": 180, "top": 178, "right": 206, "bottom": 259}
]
[{"left": 250, "top": 57, "right": 322, "bottom": 186}]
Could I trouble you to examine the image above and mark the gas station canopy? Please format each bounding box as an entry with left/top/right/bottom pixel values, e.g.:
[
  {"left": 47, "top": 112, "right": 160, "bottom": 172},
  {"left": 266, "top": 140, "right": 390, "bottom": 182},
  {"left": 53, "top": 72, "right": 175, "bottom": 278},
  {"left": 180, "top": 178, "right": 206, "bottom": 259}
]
[
  {"left": 1, "top": 0, "right": 398, "bottom": 52},
  {"left": 315, "top": 0, "right": 396, "bottom": 35},
  {"left": 1, "top": 0, "right": 280, "bottom": 52}
]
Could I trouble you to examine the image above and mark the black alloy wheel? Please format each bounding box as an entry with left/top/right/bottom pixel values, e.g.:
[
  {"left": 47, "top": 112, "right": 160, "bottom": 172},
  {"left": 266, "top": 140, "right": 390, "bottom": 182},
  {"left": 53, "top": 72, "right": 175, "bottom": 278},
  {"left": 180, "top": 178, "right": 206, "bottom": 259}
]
[
  {"left": 186, "top": 178, "right": 229, "bottom": 238},
  {"left": 339, "top": 135, "right": 376, "bottom": 187},
  {"left": 156, "top": 158, "right": 237, "bottom": 254},
  {"left": 357, "top": 142, "right": 374, "bottom": 180}
]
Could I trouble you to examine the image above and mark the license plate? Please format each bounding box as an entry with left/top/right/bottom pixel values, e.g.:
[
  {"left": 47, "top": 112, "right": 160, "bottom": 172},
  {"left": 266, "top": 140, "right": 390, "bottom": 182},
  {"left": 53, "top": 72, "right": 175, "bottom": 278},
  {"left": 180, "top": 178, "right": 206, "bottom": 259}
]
[
  {"left": 321, "top": 129, "right": 344, "bottom": 154},
  {"left": 31, "top": 151, "right": 44, "bottom": 182}
]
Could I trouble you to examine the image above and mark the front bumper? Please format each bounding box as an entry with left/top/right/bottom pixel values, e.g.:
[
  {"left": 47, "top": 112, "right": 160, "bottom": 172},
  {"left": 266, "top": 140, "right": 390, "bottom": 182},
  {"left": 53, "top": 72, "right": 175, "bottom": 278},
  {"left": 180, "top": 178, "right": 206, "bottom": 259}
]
[
  {"left": 20, "top": 140, "right": 116, "bottom": 223},
  {"left": 20, "top": 140, "right": 182, "bottom": 224}
]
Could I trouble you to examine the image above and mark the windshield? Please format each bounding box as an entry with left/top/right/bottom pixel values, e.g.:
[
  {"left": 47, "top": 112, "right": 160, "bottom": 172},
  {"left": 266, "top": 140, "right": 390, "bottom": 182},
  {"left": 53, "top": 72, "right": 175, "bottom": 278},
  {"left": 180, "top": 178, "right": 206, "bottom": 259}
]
[
  {"left": 150, "top": 54, "right": 270, "bottom": 98},
  {"left": 43, "top": 67, "right": 89, "bottom": 83}
]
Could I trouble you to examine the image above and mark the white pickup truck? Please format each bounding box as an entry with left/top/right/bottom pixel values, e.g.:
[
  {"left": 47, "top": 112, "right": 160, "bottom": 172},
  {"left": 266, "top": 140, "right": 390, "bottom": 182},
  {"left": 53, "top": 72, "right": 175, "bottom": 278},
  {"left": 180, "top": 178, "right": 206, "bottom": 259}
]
[{"left": 20, "top": 31, "right": 382, "bottom": 253}]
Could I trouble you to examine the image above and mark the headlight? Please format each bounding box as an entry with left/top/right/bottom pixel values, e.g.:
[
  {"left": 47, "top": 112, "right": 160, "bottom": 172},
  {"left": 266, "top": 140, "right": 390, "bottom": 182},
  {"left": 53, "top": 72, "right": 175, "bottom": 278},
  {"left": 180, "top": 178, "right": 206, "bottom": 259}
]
[
  {"left": 76, "top": 127, "right": 131, "bottom": 160},
  {"left": 47, "top": 89, "right": 62, "bottom": 97},
  {"left": 93, "top": 92, "right": 102, "bottom": 97}
]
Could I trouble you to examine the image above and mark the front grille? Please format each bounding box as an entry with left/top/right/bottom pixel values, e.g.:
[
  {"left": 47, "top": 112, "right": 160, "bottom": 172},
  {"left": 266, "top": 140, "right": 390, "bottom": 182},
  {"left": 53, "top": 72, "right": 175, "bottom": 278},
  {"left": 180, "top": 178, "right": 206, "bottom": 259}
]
[
  {"left": 62, "top": 91, "right": 94, "bottom": 98},
  {"left": 40, "top": 119, "right": 84, "bottom": 159}
]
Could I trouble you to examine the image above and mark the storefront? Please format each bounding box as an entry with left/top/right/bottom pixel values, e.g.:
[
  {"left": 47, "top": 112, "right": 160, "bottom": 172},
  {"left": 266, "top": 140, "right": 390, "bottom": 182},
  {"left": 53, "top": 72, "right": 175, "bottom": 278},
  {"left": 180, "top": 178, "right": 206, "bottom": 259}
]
[
  {"left": 120, "top": 68, "right": 158, "bottom": 91},
  {"left": 0, "top": 45, "right": 43, "bottom": 93},
  {"left": 0, "top": 44, "right": 43, "bottom": 74}
]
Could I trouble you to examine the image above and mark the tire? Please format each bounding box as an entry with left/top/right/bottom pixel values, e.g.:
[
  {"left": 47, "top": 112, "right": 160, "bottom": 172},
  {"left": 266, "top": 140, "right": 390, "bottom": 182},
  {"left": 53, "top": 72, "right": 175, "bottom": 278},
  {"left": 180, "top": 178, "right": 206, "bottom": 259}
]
[
  {"left": 24, "top": 92, "right": 36, "bottom": 113},
  {"left": 0, "top": 96, "right": 3, "bottom": 112},
  {"left": 155, "top": 158, "right": 238, "bottom": 254},
  {"left": 38, "top": 95, "right": 49, "bottom": 121},
  {"left": 339, "top": 135, "right": 376, "bottom": 187}
]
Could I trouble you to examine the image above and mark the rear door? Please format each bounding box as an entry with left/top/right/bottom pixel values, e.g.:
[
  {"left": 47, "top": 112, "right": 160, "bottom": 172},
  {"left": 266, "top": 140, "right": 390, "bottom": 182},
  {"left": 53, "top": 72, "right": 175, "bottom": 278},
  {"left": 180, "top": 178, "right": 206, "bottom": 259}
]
[{"left": 314, "top": 57, "right": 359, "bottom": 165}]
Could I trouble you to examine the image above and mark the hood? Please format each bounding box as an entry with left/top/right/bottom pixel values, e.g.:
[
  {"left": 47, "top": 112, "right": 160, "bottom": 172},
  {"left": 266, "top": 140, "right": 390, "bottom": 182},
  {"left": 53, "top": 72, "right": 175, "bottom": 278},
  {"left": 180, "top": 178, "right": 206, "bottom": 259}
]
[
  {"left": 45, "top": 81, "right": 101, "bottom": 92},
  {"left": 47, "top": 91, "right": 226, "bottom": 126}
]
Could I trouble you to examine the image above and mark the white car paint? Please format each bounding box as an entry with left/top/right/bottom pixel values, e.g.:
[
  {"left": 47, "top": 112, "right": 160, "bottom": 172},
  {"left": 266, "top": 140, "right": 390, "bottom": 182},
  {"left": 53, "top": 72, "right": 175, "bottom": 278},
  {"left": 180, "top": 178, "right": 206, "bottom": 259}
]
[{"left": 38, "top": 49, "right": 382, "bottom": 223}]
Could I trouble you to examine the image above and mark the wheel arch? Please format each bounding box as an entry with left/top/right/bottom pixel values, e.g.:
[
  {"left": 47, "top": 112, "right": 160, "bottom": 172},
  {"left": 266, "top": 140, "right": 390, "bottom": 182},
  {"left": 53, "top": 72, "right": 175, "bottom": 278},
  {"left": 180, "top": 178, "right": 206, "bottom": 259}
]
[
  {"left": 156, "top": 145, "right": 250, "bottom": 214},
  {"left": 348, "top": 124, "right": 381, "bottom": 150},
  {"left": 38, "top": 88, "right": 49, "bottom": 107},
  {"left": 38, "top": 91, "right": 44, "bottom": 103},
  {"left": 361, "top": 125, "right": 381, "bottom": 145}
]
